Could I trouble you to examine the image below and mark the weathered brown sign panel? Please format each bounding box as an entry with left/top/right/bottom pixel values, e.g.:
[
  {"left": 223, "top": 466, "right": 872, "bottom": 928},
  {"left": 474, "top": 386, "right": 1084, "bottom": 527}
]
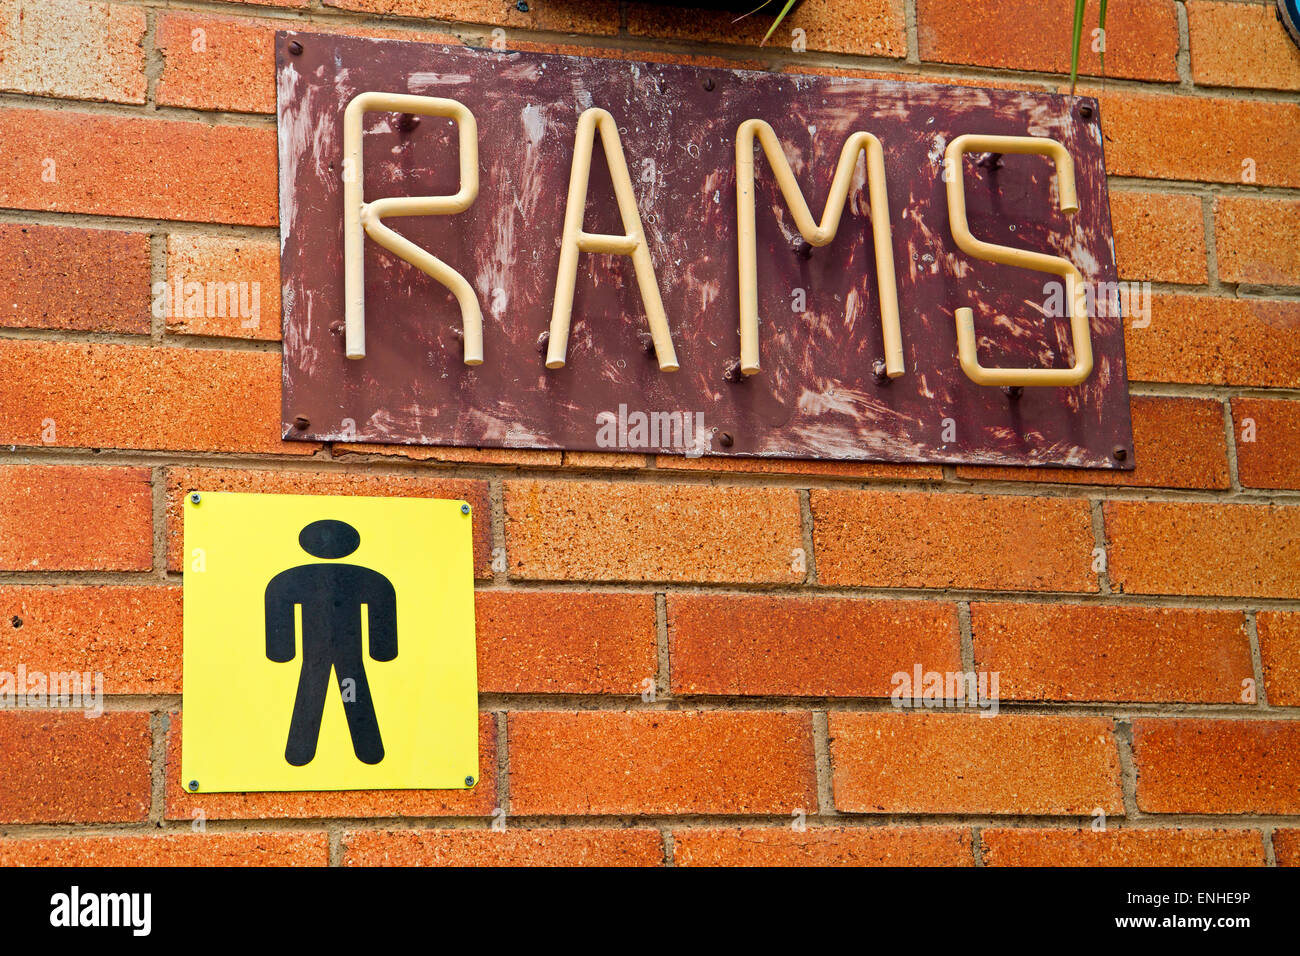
[{"left": 277, "top": 32, "right": 1134, "bottom": 468}]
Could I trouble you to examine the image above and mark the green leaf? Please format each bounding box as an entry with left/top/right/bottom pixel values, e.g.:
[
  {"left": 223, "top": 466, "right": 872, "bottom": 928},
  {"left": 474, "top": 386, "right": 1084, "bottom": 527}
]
[
  {"left": 761, "top": 0, "right": 800, "bottom": 47},
  {"left": 1070, "top": 0, "right": 1086, "bottom": 94},
  {"left": 1098, "top": 0, "right": 1109, "bottom": 80}
]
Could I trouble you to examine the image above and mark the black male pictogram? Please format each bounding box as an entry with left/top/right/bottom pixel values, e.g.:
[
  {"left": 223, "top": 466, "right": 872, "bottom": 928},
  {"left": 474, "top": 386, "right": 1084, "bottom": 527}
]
[{"left": 265, "top": 519, "right": 397, "bottom": 766}]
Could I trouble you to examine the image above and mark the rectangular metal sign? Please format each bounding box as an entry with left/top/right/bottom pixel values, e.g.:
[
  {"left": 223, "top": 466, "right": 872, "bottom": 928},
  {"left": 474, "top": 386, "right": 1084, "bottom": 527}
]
[
  {"left": 277, "top": 32, "right": 1134, "bottom": 469},
  {"left": 182, "top": 492, "right": 479, "bottom": 793}
]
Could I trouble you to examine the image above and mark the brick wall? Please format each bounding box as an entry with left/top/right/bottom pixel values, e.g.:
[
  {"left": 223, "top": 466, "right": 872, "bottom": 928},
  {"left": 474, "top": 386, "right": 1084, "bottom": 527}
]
[{"left": 0, "top": 0, "right": 1297, "bottom": 867}]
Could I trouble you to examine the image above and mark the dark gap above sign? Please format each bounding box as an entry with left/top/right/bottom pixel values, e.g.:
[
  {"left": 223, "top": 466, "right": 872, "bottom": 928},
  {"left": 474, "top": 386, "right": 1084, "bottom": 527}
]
[{"left": 277, "top": 32, "right": 1135, "bottom": 470}]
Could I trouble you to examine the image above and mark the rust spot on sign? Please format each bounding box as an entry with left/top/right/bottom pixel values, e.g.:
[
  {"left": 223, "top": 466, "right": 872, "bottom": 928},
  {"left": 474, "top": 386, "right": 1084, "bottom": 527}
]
[{"left": 277, "top": 33, "right": 1134, "bottom": 469}]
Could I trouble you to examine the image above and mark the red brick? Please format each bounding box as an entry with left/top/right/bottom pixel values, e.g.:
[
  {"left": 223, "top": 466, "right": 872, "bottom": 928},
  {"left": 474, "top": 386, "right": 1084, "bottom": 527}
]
[
  {"left": 668, "top": 594, "right": 961, "bottom": 697},
  {"left": 0, "top": 711, "right": 151, "bottom": 823},
  {"left": 326, "top": 0, "right": 618, "bottom": 34},
  {"left": 165, "top": 234, "right": 280, "bottom": 340},
  {"left": 981, "top": 828, "right": 1265, "bottom": 866},
  {"left": 955, "top": 396, "right": 1230, "bottom": 489},
  {"left": 0, "top": 586, "right": 181, "bottom": 695},
  {"left": 654, "top": 455, "right": 942, "bottom": 481},
  {"left": 0, "top": 108, "right": 276, "bottom": 225},
  {"left": 1106, "top": 500, "right": 1300, "bottom": 598},
  {"left": 156, "top": 12, "right": 281, "bottom": 114},
  {"left": 1275, "top": 829, "right": 1300, "bottom": 866},
  {"left": 0, "top": 466, "right": 152, "bottom": 571},
  {"left": 1109, "top": 191, "right": 1207, "bottom": 284},
  {"left": 0, "top": 832, "right": 329, "bottom": 866},
  {"left": 476, "top": 590, "right": 657, "bottom": 694},
  {"left": 673, "top": 827, "right": 972, "bottom": 866},
  {"left": 508, "top": 711, "right": 816, "bottom": 815},
  {"left": 1188, "top": 1, "right": 1300, "bottom": 92},
  {"left": 918, "top": 0, "right": 1179, "bottom": 82},
  {"left": 811, "top": 490, "right": 1096, "bottom": 592},
  {"left": 829, "top": 713, "right": 1122, "bottom": 815},
  {"left": 560, "top": 450, "right": 645, "bottom": 470},
  {"left": 1234, "top": 398, "right": 1300, "bottom": 489},
  {"left": 504, "top": 480, "right": 804, "bottom": 584},
  {"left": 1133, "top": 718, "right": 1300, "bottom": 814},
  {"left": 0, "top": 223, "right": 151, "bottom": 332},
  {"left": 627, "top": 0, "right": 907, "bottom": 57},
  {"left": 971, "top": 603, "right": 1252, "bottom": 703},
  {"left": 1084, "top": 88, "right": 1300, "bottom": 187},
  {"left": 163, "top": 467, "right": 492, "bottom": 577},
  {"left": 0, "top": 0, "right": 147, "bottom": 103},
  {"left": 342, "top": 828, "right": 663, "bottom": 866},
  {"left": 165, "top": 712, "right": 497, "bottom": 819},
  {"left": 1124, "top": 294, "right": 1300, "bottom": 388},
  {"left": 0, "top": 341, "right": 315, "bottom": 457},
  {"left": 155, "top": 13, "right": 461, "bottom": 114},
  {"left": 1215, "top": 197, "right": 1300, "bottom": 286},
  {"left": 1257, "top": 611, "right": 1300, "bottom": 708}
]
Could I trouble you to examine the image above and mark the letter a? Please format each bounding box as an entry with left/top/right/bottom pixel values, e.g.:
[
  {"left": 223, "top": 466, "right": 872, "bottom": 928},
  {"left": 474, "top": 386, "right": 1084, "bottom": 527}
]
[{"left": 546, "top": 108, "right": 678, "bottom": 372}]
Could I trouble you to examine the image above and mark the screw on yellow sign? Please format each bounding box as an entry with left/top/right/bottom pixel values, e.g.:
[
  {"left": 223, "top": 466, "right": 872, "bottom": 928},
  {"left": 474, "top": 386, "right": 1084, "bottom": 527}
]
[{"left": 181, "top": 492, "right": 478, "bottom": 793}]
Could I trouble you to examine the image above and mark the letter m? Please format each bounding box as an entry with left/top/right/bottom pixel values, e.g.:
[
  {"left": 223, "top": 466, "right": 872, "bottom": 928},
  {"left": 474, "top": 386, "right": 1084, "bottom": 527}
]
[{"left": 735, "top": 119, "right": 903, "bottom": 379}]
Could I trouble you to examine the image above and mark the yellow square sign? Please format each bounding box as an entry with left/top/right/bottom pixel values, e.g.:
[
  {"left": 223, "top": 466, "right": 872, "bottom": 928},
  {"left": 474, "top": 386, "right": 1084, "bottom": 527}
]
[{"left": 181, "top": 492, "right": 479, "bottom": 793}]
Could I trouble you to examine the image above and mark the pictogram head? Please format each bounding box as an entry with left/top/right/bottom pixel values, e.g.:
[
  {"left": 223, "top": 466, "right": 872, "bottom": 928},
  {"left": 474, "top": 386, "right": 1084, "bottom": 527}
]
[{"left": 298, "top": 519, "right": 360, "bottom": 559}]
